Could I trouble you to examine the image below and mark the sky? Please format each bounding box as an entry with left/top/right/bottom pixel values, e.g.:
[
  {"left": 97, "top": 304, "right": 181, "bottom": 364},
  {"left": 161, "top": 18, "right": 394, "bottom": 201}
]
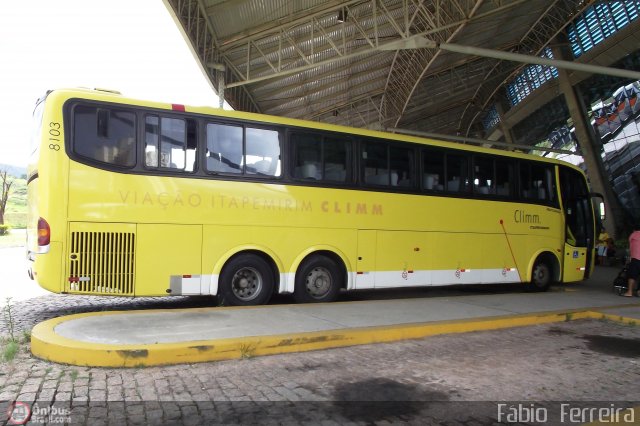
[{"left": 0, "top": 0, "right": 223, "bottom": 167}]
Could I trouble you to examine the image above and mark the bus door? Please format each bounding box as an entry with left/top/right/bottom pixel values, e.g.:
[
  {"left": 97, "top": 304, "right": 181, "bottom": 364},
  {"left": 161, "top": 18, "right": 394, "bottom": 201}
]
[{"left": 559, "top": 167, "right": 594, "bottom": 281}]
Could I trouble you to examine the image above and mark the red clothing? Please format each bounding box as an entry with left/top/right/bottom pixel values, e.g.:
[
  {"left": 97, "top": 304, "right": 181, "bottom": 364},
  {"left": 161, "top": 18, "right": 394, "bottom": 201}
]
[{"left": 630, "top": 230, "right": 640, "bottom": 260}]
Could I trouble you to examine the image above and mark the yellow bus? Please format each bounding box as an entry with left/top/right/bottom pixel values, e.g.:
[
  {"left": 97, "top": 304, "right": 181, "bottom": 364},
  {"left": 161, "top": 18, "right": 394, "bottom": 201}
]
[{"left": 27, "top": 88, "right": 598, "bottom": 306}]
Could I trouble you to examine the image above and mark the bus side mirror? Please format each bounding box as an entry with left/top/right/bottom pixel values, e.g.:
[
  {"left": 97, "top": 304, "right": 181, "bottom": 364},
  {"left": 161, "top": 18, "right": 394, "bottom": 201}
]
[
  {"left": 598, "top": 201, "right": 606, "bottom": 221},
  {"left": 590, "top": 192, "right": 605, "bottom": 221}
]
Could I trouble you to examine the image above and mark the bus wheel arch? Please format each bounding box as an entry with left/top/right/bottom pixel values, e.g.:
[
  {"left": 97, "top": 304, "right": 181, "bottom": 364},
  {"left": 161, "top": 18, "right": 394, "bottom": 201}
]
[
  {"left": 529, "top": 252, "right": 559, "bottom": 292},
  {"left": 217, "top": 250, "right": 280, "bottom": 306},
  {"left": 293, "top": 251, "right": 347, "bottom": 303}
]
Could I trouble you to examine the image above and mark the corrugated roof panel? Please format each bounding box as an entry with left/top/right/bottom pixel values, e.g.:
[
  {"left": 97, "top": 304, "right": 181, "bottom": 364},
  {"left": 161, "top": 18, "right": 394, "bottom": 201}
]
[
  {"left": 206, "top": 0, "right": 327, "bottom": 39},
  {"left": 167, "top": 0, "right": 613, "bottom": 139}
]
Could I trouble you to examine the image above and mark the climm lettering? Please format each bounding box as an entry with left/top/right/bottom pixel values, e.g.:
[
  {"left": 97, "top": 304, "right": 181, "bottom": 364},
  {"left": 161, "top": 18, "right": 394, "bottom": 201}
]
[
  {"left": 118, "top": 190, "right": 383, "bottom": 215},
  {"left": 321, "top": 201, "right": 383, "bottom": 215},
  {"left": 514, "top": 209, "right": 540, "bottom": 224}
]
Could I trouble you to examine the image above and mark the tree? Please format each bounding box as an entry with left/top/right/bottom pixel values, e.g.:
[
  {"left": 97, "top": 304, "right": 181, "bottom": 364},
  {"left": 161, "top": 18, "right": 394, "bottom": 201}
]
[{"left": 0, "top": 169, "right": 14, "bottom": 225}]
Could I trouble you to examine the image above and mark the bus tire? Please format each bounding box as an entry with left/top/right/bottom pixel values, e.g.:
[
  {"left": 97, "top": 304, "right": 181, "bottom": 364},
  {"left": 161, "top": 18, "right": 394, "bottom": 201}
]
[
  {"left": 219, "top": 254, "right": 274, "bottom": 306},
  {"left": 529, "top": 259, "right": 552, "bottom": 292},
  {"left": 294, "top": 255, "right": 342, "bottom": 303}
]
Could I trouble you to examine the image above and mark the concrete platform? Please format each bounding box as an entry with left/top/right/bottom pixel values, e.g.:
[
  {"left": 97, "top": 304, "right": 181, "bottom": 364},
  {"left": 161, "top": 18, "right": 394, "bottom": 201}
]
[{"left": 31, "top": 266, "right": 640, "bottom": 367}]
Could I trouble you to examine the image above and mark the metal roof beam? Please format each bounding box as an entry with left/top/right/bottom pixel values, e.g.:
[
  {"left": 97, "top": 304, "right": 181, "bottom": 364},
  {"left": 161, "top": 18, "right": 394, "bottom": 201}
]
[
  {"left": 439, "top": 42, "right": 640, "bottom": 81},
  {"left": 383, "top": 0, "right": 485, "bottom": 126},
  {"left": 254, "top": 53, "right": 392, "bottom": 99},
  {"left": 224, "top": 1, "right": 488, "bottom": 90},
  {"left": 458, "top": 0, "right": 593, "bottom": 136},
  {"left": 221, "top": 1, "right": 409, "bottom": 85},
  {"left": 225, "top": 23, "right": 479, "bottom": 91},
  {"left": 218, "top": 0, "right": 366, "bottom": 50},
  {"left": 310, "top": 93, "right": 386, "bottom": 124},
  {"left": 266, "top": 69, "right": 389, "bottom": 116}
]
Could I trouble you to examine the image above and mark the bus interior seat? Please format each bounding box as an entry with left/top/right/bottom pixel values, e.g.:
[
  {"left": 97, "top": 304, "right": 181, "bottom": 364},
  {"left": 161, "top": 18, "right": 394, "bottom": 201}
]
[
  {"left": 325, "top": 163, "right": 346, "bottom": 181},
  {"left": 295, "top": 163, "right": 319, "bottom": 179},
  {"left": 252, "top": 159, "right": 271, "bottom": 174},
  {"left": 366, "top": 172, "right": 398, "bottom": 186},
  {"left": 538, "top": 187, "right": 547, "bottom": 200},
  {"left": 497, "top": 185, "right": 510, "bottom": 196},
  {"left": 207, "top": 155, "right": 238, "bottom": 173},
  {"left": 97, "top": 145, "right": 115, "bottom": 163},
  {"left": 145, "top": 150, "right": 157, "bottom": 167},
  {"left": 423, "top": 174, "right": 440, "bottom": 190},
  {"left": 114, "top": 138, "right": 134, "bottom": 165},
  {"left": 447, "top": 178, "right": 460, "bottom": 191}
]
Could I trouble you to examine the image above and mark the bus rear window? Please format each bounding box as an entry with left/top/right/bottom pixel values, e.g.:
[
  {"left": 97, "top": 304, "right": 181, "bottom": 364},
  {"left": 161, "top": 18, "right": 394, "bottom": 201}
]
[{"left": 73, "top": 105, "right": 136, "bottom": 168}]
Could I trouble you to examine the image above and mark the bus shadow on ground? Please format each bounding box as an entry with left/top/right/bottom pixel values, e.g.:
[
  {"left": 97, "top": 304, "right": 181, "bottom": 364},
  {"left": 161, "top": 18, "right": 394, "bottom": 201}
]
[{"left": 270, "top": 282, "right": 537, "bottom": 305}]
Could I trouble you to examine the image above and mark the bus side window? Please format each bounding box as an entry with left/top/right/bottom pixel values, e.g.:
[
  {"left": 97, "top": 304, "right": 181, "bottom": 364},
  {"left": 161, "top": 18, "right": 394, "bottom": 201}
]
[
  {"left": 160, "top": 117, "right": 186, "bottom": 169},
  {"left": 422, "top": 149, "right": 444, "bottom": 191},
  {"left": 144, "top": 115, "right": 195, "bottom": 172},
  {"left": 323, "top": 136, "right": 350, "bottom": 182},
  {"left": 390, "top": 146, "right": 414, "bottom": 188},
  {"left": 530, "top": 164, "right": 556, "bottom": 203},
  {"left": 495, "top": 159, "right": 514, "bottom": 197},
  {"left": 145, "top": 116, "right": 159, "bottom": 167},
  {"left": 363, "top": 142, "right": 390, "bottom": 186},
  {"left": 245, "top": 127, "right": 281, "bottom": 177},
  {"left": 446, "top": 153, "right": 469, "bottom": 193},
  {"left": 73, "top": 105, "right": 136, "bottom": 168},
  {"left": 291, "top": 133, "right": 322, "bottom": 180},
  {"left": 291, "top": 133, "right": 350, "bottom": 182},
  {"left": 205, "top": 123, "right": 242, "bottom": 174},
  {"left": 473, "top": 156, "right": 495, "bottom": 195}
]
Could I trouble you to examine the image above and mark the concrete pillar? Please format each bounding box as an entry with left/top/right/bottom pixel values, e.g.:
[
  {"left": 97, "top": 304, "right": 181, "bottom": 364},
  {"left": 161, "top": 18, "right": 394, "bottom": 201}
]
[
  {"left": 551, "top": 40, "right": 624, "bottom": 239},
  {"left": 495, "top": 101, "right": 515, "bottom": 145}
]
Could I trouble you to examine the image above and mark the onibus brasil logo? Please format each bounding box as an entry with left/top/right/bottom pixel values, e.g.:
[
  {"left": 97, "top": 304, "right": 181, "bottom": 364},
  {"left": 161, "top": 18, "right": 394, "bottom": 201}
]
[
  {"left": 6, "top": 401, "right": 30, "bottom": 425},
  {"left": 6, "top": 401, "right": 71, "bottom": 424}
]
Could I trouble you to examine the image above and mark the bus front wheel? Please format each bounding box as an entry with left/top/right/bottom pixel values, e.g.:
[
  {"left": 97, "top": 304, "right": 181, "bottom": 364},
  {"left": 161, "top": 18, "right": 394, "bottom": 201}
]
[
  {"left": 219, "top": 254, "right": 274, "bottom": 306},
  {"left": 530, "top": 259, "right": 552, "bottom": 292},
  {"left": 294, "top": 255, "right": 342, "bottom": 303}
]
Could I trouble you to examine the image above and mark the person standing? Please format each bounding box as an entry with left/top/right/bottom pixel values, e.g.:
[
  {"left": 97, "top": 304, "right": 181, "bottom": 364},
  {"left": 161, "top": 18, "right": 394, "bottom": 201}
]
[
  {"left": 596, "top": 227, "right": 610, "bottom": 265},
  {"left": 623, "top": 224, "right": 640, "bottom": 297}
]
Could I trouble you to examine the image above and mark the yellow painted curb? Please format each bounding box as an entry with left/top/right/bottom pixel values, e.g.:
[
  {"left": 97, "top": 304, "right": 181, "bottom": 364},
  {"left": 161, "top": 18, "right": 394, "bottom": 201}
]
[{"left": 30, "top": 307, "right": 639, "bottom": 368}]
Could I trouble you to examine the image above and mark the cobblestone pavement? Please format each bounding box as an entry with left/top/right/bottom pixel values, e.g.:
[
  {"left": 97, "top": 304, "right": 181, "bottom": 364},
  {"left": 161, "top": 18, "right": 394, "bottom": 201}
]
[{"left": 1, "top": 308, "right": 639, "bottom": 425}]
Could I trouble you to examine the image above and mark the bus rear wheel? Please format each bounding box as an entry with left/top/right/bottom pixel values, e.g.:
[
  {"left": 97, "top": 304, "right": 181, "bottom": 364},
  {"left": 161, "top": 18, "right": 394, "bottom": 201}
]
[
  {"left": 294, "top": 255, "right": 342, "bottom": 303},
  {"left": 530, "top": 259, "right": 552, "bottom": 292},
  {"left": 219, "top": 254, "right": 274, "bottom": 306}
]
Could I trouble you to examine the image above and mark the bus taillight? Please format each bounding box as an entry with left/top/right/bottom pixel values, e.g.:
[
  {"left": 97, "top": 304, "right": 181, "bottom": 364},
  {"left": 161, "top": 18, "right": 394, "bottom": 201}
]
[{"left": 37, "top": 217, "right": 50, "bottom": 247}]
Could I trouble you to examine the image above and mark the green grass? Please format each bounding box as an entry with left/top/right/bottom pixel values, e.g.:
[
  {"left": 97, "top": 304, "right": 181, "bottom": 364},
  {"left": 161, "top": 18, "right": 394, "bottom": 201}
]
[
  {"left": 3, "top": 177, "right": 27, "bottom": 229},
  {"left": 2, "top": 340, "right": 19, "bottom": 362}
]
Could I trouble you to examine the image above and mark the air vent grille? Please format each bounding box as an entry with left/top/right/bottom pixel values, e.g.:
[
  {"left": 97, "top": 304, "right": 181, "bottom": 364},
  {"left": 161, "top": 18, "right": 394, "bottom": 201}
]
[{"left": 68, "top": 231, "right": 135, "bottom": 295}]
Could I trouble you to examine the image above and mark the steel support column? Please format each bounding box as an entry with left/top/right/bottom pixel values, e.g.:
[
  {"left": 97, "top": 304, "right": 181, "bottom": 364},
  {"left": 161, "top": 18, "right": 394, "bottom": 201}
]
[{"left": 550, "top": 41, "right": 625, "bottom": 238}]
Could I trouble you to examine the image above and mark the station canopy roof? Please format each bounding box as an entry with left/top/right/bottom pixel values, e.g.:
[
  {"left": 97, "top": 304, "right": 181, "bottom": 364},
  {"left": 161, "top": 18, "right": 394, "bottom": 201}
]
[{"left": 164, "top": 0, "right": 612, "bottom": 140}]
